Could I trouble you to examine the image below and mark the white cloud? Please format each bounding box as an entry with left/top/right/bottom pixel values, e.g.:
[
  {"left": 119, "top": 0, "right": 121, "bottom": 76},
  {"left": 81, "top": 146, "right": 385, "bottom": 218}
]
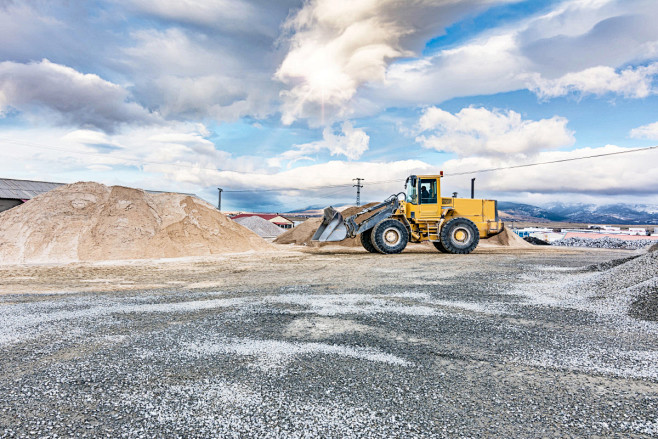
[
  {"left": 120, "top": 0, "right": 294, "bottom": 37},
  {"left": 440, "top": 145, "right": 658, "bottom": 196},
  {"left": 123, "top": 0, "right": 255, "bottom": 26},
  {"left": 121, "top": 28, "right": 278, "bottom": 121},
  {"left": 367, "top": 0, "right": 658, "bottom": 109},
  {"left": 275, "top": 0, "right": 515, "bottom": 125},
  {"left": 213, "top": 158, "right": 437, "bottom": 200},
  {"left": 629, "top": 121, "right": 658, "bottom": 140},
  {"left": 0, "top": 122, "right": 256, "bottom": 192},
  {"left": 520, "top": 3, "right": 658, "bottom": 76},
  {"left": 376, "top": 33, "right": 528, "bottom": 106},
  {"left": 276, "top": 0, "right": 409, "bottom": 125},
  {"left": 415, "top": 107, "right": 574, "bottom": 156},
  {"left": 0, "top": 59, "right": 157, "bottom": 132},
  {"left": 281, "top": 121, "right": 370, "bottom": 164},
  {"left": 526, "top": 63, "right": 658, "bottom": 99}
]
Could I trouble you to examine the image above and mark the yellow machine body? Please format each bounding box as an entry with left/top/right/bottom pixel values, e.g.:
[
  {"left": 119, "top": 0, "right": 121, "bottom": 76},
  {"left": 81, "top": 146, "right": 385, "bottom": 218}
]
[
  {"left": 395, "top": 174, "right": 502, "bottom": 243},
  {"left": 312, "top": 173, "right": 503, "bottom": 254}
]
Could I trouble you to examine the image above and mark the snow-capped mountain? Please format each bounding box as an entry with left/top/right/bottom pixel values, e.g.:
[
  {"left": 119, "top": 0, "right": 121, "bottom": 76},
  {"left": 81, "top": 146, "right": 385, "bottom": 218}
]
[{"left": 498, "top": 202, "right": 658, "bottom": 225}]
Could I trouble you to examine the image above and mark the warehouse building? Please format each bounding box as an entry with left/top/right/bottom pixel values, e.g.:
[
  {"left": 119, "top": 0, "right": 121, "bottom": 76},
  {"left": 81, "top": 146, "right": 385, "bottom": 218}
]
[
  {"left": 0, "top": 178, "right": 64, "bottom": 213},
  {"left": 0, "top": 178, "right": 197, "bottom": 214}
]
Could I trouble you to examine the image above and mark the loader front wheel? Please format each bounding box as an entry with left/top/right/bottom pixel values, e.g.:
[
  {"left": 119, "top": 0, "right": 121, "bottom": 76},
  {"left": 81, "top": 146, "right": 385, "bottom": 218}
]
[
  {"left": 371, "top": 219, "right": 408, "bottom": 254},
  {"left": 360, "top": 228, "right": 378, "bottom": 253},
  {"left": 440, "top": 218, "right": 479, "bottom": 254}
]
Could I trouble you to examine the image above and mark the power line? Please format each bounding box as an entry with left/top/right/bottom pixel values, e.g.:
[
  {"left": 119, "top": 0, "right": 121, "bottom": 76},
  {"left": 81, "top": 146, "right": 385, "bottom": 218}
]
[
  {"left": 222, "top": 145, "right": 658, "bottom": 192},
  {"left": 2, "top": 136, "right": 656, "bottom": 192},
  {"left": 445, "top": 145, "right": 658, "bottom": 176}
]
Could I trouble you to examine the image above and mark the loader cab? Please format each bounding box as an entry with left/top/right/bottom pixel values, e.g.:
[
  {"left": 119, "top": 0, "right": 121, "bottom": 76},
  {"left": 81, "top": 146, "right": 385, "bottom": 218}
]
[{"left": 404, "top": 174, "right": 441, "bottom": 220}]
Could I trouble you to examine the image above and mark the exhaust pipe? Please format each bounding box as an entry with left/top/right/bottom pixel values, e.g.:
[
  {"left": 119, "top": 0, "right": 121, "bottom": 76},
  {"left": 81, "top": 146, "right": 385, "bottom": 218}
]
[{"left": 471, "top": 178, "right": 475, "bottom": 199}]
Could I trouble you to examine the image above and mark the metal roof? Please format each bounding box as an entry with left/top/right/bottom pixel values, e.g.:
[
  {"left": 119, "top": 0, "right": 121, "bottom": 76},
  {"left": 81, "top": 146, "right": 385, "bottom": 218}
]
[
  {"left": 0, "top": 178, "right": 64, "bottom": 200},
  {"left": 0, "top": 178, "right": 197, "bottom": 201}
]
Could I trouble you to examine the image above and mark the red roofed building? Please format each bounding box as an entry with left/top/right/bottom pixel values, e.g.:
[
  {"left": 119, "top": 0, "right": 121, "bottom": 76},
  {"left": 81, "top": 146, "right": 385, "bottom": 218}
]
[{"left": 230, "top": 213, "right": 294, "bottom": 229}]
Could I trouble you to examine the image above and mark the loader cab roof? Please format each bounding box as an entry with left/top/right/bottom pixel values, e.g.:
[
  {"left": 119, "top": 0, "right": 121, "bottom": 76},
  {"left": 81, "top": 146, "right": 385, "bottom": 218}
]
[{"left": 405, "top": 174, "right": 442, "bottom": 187}]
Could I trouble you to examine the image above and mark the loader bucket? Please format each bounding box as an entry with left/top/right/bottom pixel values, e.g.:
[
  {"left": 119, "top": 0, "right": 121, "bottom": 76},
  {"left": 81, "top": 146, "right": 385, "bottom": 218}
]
[{"left": 312, "top": 207, "right": 348, "bottom": 242}]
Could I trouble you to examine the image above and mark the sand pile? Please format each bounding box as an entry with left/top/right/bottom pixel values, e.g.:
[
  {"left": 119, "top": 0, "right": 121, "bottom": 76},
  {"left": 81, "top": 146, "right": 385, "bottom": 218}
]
[
  {"left": 0, "top": 182, "right": 271, "bottom": 264},
  {"left": 232, "top": 216, "right": 285, "bottom": 239},
  {"left": 480, "top": 226, "right": 532, "bottom": 248},
  {"left": 274, "top": 203, "right": 380, "bottom": 247}
]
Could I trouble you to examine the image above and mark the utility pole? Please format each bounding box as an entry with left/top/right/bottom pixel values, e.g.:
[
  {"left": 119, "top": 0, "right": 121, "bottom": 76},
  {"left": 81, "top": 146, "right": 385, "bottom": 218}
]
[
  {"left": 217, "top": 188, "right": 223, "bottom": 211},
  {"left": 353, "top": 178, "right": 364, "bottom": 207}
]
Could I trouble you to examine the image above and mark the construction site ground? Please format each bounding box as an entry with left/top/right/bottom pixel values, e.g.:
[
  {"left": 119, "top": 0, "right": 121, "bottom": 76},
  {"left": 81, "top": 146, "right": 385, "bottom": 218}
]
[{"left": 1, "top": 244, "right": 657, "bottom": 438}]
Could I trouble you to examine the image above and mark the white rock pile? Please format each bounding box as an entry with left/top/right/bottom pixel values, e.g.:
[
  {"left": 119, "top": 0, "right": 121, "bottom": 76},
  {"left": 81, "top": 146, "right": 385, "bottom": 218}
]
[{"left": 552, "top": 236, "right": 656, "bottom": 250}]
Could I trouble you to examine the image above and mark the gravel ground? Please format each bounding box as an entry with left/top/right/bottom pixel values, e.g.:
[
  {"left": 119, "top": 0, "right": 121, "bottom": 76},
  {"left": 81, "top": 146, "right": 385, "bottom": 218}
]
[{"left": 1, "top": 246, "right": 657, "bottom": 438}]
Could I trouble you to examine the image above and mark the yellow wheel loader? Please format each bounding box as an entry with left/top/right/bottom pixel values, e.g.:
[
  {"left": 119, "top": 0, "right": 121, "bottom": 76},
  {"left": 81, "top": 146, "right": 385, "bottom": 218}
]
[{"left": 312, "top": 174, "right": 503, "bottom": 254}]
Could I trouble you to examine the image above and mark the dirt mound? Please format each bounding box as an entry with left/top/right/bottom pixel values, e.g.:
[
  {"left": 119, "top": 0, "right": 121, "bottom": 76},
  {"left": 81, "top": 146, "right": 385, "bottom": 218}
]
[
  {"left": 0, "top": 182, "right": 271, "bottom": 264},
  {"left": 274, "top": 203, "right": 379, "bottom": 247},
  {"left": 480, "top": 226, "right": 532, "bottom": 248},
  {"left": 233, "top": 216, "right": 285, "bottom": 238}
]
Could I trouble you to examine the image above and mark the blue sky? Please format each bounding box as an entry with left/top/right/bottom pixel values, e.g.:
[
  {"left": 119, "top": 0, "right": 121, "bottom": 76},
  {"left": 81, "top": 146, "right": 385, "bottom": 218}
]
[{"left": 1, "top": 0, "right": 657, "bottom": 211}]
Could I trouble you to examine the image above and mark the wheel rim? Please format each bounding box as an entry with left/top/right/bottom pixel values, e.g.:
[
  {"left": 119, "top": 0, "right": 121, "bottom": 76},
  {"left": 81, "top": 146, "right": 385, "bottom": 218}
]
[
  {"left": 452, "top": 227, "right": 471, "bottom": 244},
  {"left": 383, "top": 227, "right": 401, "bottom": 246}
]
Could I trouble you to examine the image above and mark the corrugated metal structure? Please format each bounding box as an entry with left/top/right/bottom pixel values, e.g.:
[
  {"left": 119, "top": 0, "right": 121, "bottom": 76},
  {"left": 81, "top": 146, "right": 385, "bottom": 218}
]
[
  {"left": 0, "top": 178, "right": 64, "bottom": 200},
  {"left": 0, "top": 178, "right": 198, "bottom": 213},
  {"left": 0, "top": 178, "right": 65, "bottom": 213}
]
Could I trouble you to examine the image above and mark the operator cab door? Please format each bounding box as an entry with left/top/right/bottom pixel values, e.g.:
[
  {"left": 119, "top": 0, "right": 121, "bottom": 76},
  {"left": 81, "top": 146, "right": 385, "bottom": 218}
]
[{"left": 418, "top": 178, "right": 438, "bottom": 219}]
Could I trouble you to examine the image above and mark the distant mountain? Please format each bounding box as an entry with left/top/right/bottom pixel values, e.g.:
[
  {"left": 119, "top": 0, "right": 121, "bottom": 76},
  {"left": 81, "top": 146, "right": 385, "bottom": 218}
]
[
  {"left": 497, "top": 202, "right": 565, "bottom": 222},
  {"left": 498, "top": 202, "right": 658, "bottom": 225},
  {"left": 285, "top": 203, "right": 365, "bottom": 216}
]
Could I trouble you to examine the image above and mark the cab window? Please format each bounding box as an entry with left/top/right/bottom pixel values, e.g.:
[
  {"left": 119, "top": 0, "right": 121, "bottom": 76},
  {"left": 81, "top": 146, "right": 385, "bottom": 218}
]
[
  {"left": 405, "top": 177, "right": 418, "bottom": 204},
  {"left": 420, "top": 179, "right": 437, "bottom": 204}
]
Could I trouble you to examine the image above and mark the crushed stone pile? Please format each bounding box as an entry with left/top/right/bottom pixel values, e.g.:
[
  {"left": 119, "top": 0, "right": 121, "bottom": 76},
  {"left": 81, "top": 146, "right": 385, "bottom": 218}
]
[
  {"left": 579, "top": 248, "right": 658, "bottom": 322},
  {"left": 232, "top": 216, "right": 285, "bottom": 239},
  {"left": 552, "top": 236, "right": 656, "bottom": 250},
  {"left": 516, "top": 245, "right": 658, "bottom": 323},
  {"left": 0, "top": 182, "right": 270, "bottom": 264},
  {"left": 274, "top": 203, "right": 380, "bottom": 247},
  {"left": 479, "top": 226, "right": 533, "bottom": 248}
]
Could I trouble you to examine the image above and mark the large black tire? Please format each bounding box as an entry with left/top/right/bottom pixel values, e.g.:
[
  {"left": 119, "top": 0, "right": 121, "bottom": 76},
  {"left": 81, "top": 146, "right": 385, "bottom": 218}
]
[
  {"left": 433, "top": 241, "right": 449, "bottom": 253},
  {"left": 439, "top": 218, "right": 479, "bottom": 254},
  {"left": 371, "top": 219, "right": 408, "bottom": 254},
  {"left": 360, "top": 228, "right": 378, "bottom": 253}
]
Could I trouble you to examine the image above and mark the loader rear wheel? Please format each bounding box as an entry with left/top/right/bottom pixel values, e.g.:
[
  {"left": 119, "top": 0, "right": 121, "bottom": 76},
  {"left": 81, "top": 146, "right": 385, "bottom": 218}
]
[
  {"left": 371, "top": 219, "right": 408, "bottom": 254},
  {"left": 433, "top": 241, "right": 449, "bottom": 253},
  {"left": 360, "top": 228, "right": 378, "bottom": 253},
  {"left": 440, "top": 218, "right": 479, "bottom": 254}
]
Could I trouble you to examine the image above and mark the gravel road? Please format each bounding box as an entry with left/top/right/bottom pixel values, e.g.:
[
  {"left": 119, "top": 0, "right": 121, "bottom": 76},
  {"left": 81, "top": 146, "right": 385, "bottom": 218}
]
[{"left": 1, "top": 246, "right": 656, "bottom": 438}]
